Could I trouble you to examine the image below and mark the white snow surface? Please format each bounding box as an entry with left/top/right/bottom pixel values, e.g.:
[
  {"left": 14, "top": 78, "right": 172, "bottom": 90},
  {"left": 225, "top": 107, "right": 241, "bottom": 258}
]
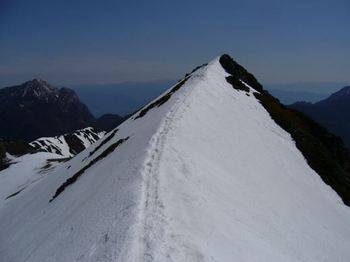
[
  {"left": 30, "top": 127, "right": 105, "bottom": 157},
  {"left": 0, "top": 152, "right": 63, "bottom": 208},
  {"left": 0, "top": 127, "right": 105, "bottom": 208},
  {"left": 0, "top": 58, "right": 350, "bottom": 262}
]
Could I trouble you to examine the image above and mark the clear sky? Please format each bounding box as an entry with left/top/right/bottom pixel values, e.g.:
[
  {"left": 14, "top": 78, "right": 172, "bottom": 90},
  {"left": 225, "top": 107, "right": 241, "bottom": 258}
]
[{"left": 0, "top": 0, "right": 349, "bottom": 87}]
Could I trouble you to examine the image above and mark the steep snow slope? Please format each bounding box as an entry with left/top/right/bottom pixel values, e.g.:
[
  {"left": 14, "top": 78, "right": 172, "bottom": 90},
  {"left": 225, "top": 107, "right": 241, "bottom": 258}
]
[
  {"left": 0, "top": 152, "right": 64, "bottom": 208},
  {"left": 0, "top": 58, "right": 349, "bottom": 262}
]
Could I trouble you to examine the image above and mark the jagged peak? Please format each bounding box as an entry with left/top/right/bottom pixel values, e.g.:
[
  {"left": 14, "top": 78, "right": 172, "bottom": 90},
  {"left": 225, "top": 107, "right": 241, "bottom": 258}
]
[
  {"left": 219, "top": 54, "right": 263, "bottom": 92},
  {"left": 2, "top": 78, "right": 81, "bottom": 101},
  {"left": 24, "top": 78, "right": 56, "bottom": 89},
  {"left": 20, "top": 78, "right": 58, "bottom": 97},
  {"left": 28, "top": 78, "right": 49, "bottom": 85}
]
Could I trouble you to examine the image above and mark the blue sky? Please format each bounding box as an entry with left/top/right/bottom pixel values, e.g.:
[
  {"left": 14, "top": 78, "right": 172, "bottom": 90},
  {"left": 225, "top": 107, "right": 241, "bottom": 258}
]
[{"left": 0, "top": 0, "right": 349, "bottom": 87}]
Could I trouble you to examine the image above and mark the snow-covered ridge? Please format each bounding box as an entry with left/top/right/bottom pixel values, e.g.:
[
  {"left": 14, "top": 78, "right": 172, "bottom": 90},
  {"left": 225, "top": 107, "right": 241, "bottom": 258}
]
[
  {"left": 30, "top": 127, "right": 105, "bottom": 157},
  {"left": 0, "top": 127, "right": 105, "bottom": 208},
  {"left": 0, "top": 56, "right": 349, "bottom": 262}
]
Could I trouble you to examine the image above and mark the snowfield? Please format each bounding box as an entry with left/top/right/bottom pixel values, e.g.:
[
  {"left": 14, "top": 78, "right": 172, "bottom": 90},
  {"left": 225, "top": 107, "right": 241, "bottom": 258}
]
[
  {"left": 0, "top": 58, "right": 350, "bottom": 262},
  {"left": 0, "top": 127, "right": 105, "bottom": 209},
  {"left": 0, "top": 152, "right": 64, "bottom": 208},
  {"left": 30, "top": 127, "right": 105, "bottom": 157}
]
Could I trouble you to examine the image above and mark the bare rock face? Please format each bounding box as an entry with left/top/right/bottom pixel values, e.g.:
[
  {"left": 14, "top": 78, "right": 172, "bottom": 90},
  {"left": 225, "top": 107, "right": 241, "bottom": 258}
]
[{"left": 0, "top": 79, "right": 95, "bottom": 141}]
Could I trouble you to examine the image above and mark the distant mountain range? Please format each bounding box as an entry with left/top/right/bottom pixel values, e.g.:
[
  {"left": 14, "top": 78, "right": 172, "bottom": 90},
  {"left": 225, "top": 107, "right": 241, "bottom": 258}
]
[
  {"left": 290, "top": 86, "right": 350, "bottom": 147},
  {"left": 267, "top": 89, "right": 328, "bottom": 105},
  {"left": 265, "top": 82, "right": 350, "bottom": 105},
  {"left": 72, "top": 81, "right": 349, "bottom": 115},
  {"left": 0, "top": 79, "right": 124, "bottom": 142}
]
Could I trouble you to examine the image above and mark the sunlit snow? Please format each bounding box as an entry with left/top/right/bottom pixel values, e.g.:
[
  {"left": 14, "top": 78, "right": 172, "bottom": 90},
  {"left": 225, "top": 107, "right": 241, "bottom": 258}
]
[{"left": 0, "top": 58, "right": 349, "bottom": 262}]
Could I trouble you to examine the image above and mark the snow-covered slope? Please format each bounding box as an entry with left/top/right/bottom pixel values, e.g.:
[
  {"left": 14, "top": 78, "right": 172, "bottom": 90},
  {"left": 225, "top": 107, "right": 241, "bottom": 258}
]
[
  {"left": 30, "top": 127, "right": 105, "bottom": 157},
  {"left": 0, "top": 151, "right": 64, "bottom": 208},
  {"left": 1, "top": 57, "right": 350, "bottom": 262},
  {"left": 0, "top": 127, "right": 104, "bottom": 209}
]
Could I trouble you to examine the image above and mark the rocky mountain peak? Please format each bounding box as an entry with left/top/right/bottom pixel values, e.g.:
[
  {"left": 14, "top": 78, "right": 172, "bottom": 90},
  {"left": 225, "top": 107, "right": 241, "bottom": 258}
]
[
  {"left": 0, "top": 79, "right": 95, "bottom": 141},
  {"left": 21, "top": 79, "right": 58, "bottom": 98}
]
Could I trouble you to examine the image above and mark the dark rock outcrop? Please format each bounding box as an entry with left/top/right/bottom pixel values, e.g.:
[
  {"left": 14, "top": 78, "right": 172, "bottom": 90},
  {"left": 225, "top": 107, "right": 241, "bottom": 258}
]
[{"left": 0, "top": 79, "right": 95, "bottom": 142}]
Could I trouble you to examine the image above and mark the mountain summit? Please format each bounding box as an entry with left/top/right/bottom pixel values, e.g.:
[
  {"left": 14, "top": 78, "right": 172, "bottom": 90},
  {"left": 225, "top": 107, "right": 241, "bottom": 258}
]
[
  {"left": 1, "top": 55, "right": 349, "bottom": 261},
  {"left": 16, "top": 79, "right": 57, "bottom": 97},
  {"left": 0, "top": 79, "right": 125, "bottom": 141},
  {"left": 0, "top": 79, "right": 95, "bottom": 141}
]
